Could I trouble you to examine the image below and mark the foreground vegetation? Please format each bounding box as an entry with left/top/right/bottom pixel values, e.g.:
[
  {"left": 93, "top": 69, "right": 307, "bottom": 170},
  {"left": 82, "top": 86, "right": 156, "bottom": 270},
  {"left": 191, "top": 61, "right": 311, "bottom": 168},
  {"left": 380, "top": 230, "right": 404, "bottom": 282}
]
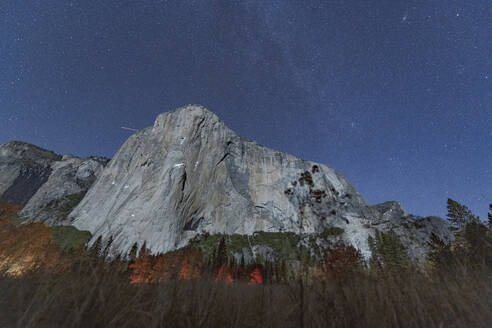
[{"left": 0, "top": 200, "right": 491, "bottom": 327}]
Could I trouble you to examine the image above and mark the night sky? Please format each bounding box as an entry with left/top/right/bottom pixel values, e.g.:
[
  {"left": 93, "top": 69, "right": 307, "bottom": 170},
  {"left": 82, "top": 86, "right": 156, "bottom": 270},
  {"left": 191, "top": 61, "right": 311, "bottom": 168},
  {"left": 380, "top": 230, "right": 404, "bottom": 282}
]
[{"left": 1, "top": 1, "right": 491, "bottom": 220}]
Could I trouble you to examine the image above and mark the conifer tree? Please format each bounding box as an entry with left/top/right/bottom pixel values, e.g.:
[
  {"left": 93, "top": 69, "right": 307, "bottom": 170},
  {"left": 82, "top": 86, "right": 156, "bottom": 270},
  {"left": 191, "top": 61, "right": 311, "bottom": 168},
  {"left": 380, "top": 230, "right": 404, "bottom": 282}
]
[
  {"left": 240, "top": 253, "right": 245, "bottom": 269},
  {"left": 89, "top": 236, "right": 102, "bottom": 258},
  {"left": 427, "top": 233, "right": 452, "bottom": 269},
  {"left": 446, "top": 198, "right": 479, "bottom": 228},
  {"left": 216, "top": 237, "right": 228, "bottom": 267},
  {"left": 207, "top": 247, "right": 216, "bottom": 274},
  {"left": 488, "top": 204, "right": 492, "bottom": 230},
  {"left": 368, "top": 230, "right": 408, "bottom": 268},
  {"left": 128, "top": 242, "right": 139, "bottom": 262}
]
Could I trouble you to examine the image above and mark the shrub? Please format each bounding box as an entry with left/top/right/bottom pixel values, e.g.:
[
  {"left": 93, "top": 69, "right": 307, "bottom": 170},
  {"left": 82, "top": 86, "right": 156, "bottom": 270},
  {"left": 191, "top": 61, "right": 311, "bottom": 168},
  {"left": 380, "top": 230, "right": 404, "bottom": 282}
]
[
  {"left": 319, "top": 227, "right": 344, "bottom": 239},
  {"left": 321, "top": 243, "right": 363, "bottom": 281},
  {"left": 50, "top": 225, "right": 92, "bottom": 251}
]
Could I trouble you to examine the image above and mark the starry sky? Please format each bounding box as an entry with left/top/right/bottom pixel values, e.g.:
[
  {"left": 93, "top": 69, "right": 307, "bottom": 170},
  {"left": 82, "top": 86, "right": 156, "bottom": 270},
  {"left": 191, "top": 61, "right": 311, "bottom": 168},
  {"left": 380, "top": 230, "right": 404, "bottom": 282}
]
[{"left": 1, "top": 1, "right": 491, "bottom": 220}]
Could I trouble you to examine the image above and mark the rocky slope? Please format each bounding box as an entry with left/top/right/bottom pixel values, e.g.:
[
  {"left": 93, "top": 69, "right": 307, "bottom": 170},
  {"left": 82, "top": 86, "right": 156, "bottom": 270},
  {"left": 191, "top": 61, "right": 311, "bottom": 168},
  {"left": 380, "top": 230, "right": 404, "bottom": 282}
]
[
  {"left": 67, "top": 105, "right": 453, "bottom": 259},
  {"left": 0, "top": 141, "right": 108, "bottom": 224},
  {"left": 0, "top": 141, "right": 61, "bottom": 206},
  {"left": 20, "top": 155, "right": 108, "bottom": 224},
  {"left": 370, "top": 201, "right": 454, "bottom": 260}
]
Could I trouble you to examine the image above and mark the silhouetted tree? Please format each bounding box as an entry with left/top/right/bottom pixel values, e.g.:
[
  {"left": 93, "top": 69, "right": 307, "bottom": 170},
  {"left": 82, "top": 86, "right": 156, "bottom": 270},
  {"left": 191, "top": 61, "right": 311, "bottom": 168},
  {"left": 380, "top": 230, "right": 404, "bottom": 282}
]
[
  {"left": 488, "top": 204, "right": 492, "bottom": 231},
  {"left": 463, "top": 220, "right": 491, "bottom": 267},
  {"left": 89, "top": 236, "right": 103, "bottom": 258},
  {"left": 427, "top": 233, "right": 453, "bottom": 269},
  {"left": 215, "top": 237, "right": 227, "bottom": 267},
  {"left": 128, "top": 242, "right": 138, "bottom": 262},
  {"left": 240, "top": 253, "right": 245, "bottom": 268},
  {"left": 280, "top": 259, "right": 288, "bottom": 282}
]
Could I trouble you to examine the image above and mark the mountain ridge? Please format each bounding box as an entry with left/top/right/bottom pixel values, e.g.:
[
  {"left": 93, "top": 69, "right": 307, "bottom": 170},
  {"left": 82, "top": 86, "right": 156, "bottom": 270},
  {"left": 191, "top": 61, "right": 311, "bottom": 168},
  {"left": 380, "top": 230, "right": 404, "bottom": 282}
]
[
  {"left": 66, "top": 105, "right": 452, "bottom": 259},
  {"left": 0, "top": 105, "right": 454, "bottom": 260}
]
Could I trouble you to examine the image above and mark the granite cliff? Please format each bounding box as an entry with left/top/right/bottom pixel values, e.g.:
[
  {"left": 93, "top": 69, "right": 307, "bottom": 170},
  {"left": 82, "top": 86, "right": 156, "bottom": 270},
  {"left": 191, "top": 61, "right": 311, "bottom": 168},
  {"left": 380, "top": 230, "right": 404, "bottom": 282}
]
[
  {"left": 0, "top": 141, "right": 60, "bottom": 206},
  {"left": 0, "top": 141, "right": 108, "bottom": 224},
  {"left": 20, "top": 154, "right": 109, "bottom": 225},
  {"left": 0, "top": 105, "right": 454, "bottom": 261},
  {"left": 67, "top": 105, "right": 453, "bottom": 259}
]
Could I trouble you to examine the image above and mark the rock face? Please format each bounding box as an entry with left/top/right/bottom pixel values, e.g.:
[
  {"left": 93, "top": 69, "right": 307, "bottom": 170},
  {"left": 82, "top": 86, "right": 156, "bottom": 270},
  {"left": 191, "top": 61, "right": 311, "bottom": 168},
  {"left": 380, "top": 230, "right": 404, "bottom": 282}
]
[
  {"left": 0, "top": 107, "right": 455, "bottom": 262},
  {"left": 370, "top": 201, "right": 454, "bottom": 260},
  {"left": 1, "top": 107, "right": 455, "bottom": 262},
  {"left": 371, "top": 201, "right": 408, "bottom": 223},
  {"left": 69, "top": 105, "right": 384, "bottom": 257},
  {"left": 0, "top": 141, "right": 60, "bottom": 206},
  {"left": 20, "top": 155, "right": 109, "bottom": 224},
  {"left": 0, "top": 141, "right": 108, "bottom": 224}
]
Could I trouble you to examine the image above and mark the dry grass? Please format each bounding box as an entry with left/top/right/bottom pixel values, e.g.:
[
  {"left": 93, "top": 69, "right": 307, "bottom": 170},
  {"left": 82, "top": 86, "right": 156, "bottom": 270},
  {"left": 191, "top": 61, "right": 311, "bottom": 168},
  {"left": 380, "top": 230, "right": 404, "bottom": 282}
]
[
  {"left": 0, "top": 201, "right": 490, "bottom": 327},
  {"left": 0, "top": 252, "right": 490, "bottom": 328}
]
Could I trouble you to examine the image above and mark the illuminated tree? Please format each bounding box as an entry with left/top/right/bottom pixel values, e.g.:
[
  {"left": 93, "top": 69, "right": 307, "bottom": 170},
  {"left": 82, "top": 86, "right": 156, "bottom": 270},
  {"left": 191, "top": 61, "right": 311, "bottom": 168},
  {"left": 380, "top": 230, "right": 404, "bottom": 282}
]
[
  {"left": 249, "top": 268, "right": 263, "bottom": 285},
  {"left": 129, "top": 243, "right": 152, "bottom": 284},
  {"left": 0, "top": 220, "right": 64, "bottom": 275},
  {"left": 215, "top": 264, "right": 234, "bottom": 284}
]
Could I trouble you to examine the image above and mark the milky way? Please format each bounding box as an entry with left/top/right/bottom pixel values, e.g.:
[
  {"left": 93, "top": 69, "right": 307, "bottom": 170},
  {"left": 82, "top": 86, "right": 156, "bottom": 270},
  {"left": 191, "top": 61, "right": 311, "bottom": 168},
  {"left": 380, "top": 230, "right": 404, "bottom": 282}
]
[{"left": 1, "top": 1, "right": 490, "bottom": 219}]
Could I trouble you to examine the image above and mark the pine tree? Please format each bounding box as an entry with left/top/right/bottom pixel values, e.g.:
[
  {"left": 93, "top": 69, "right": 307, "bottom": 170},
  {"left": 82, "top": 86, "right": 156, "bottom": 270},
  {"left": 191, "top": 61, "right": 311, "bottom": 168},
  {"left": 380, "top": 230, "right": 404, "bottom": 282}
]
[
  {"left": 240, "top": 253, "right": 245, "bottom": 269},
  {"left": 427, "top": 233, "right": 452, "bottom": 269},
  {"left": 128, "top": 242, "right": 138, "bottom": 262},
  {"left": 207, "top": 247, "right": 216, "bottom": 275},
  {"left": 216, "top": 237, "right": 228, "bottom": 267},
  {"left": 446, "top": 198, "right": 479, "bottom": 228},
  {"left": 89, "top": 236, "right": 102, "bottom": 258},
  {"left": 280, "top": 259, "right": 288, "bottom": 282},
  {"left": 488, "top": 204, "right": 492, "bottom": 230},
  {"left": 368, "top": 230, "right": 408, "bottom": 268}
]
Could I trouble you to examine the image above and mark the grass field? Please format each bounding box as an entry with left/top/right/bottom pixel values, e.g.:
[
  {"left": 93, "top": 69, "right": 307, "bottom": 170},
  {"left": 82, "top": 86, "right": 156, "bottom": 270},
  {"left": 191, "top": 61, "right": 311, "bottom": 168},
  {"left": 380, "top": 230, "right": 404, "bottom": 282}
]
[{"left": 0, "top": 201, "right": 491, "bottom": 327}]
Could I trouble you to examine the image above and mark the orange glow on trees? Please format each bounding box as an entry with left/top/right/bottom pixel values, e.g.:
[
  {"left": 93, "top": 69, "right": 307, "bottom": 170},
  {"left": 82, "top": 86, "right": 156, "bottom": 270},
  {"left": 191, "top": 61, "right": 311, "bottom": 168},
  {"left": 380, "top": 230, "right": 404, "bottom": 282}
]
[
  {"left": 0, "top": 202, "right": 67, "bottom": 276},
  {"left": 129, "top": 246, "right": 153, "bottom": 284},
  {"left": 248, "top": 268, "right": 263, "bottom": 285},
  {"left": 215, "top": 264, "right": 234, "bottom": 284},
  {"left": 130, "top": 246, "right": 203, "bottom": 283}
]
